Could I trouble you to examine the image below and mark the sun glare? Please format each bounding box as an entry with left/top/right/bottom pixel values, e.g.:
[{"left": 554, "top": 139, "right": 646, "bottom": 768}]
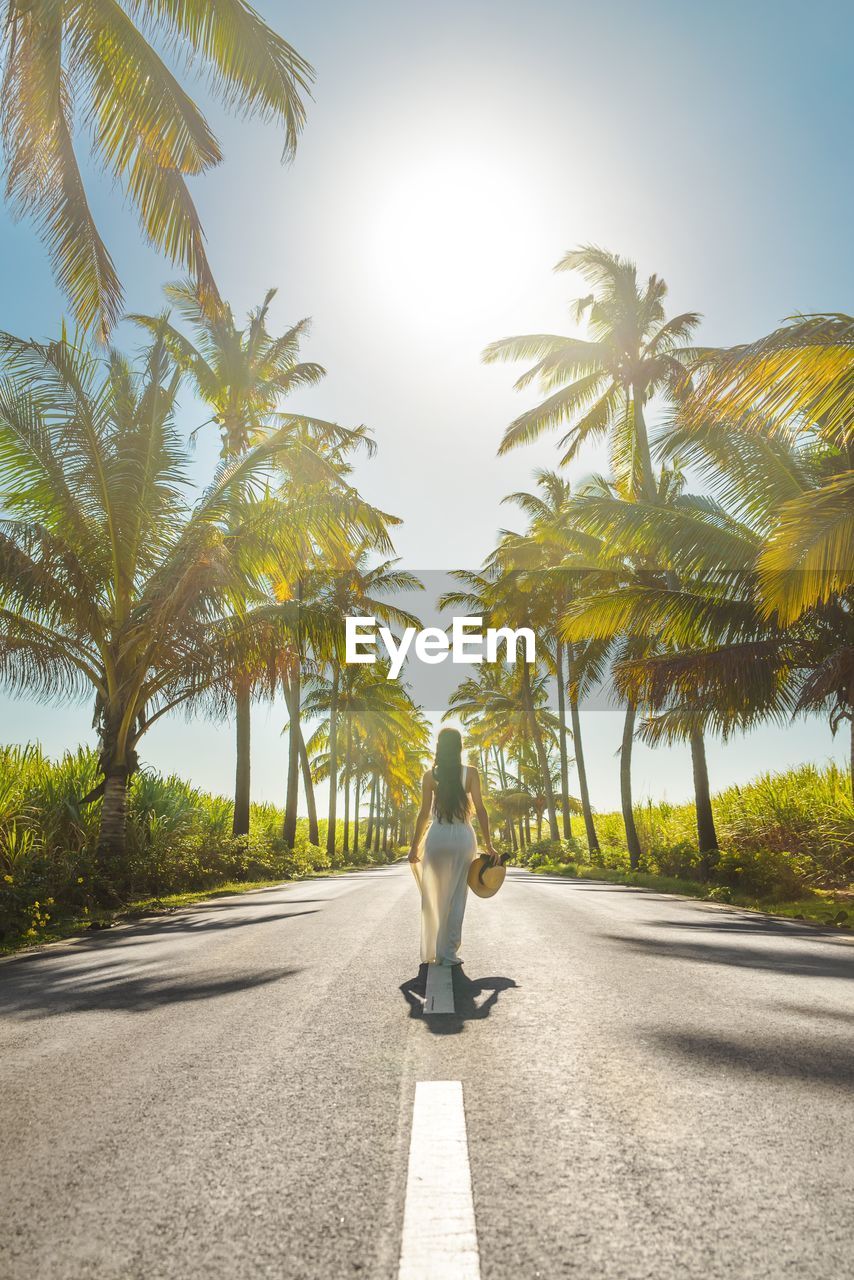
[{"left": 362, "top": 140, "right": 546, "bottom": 334}]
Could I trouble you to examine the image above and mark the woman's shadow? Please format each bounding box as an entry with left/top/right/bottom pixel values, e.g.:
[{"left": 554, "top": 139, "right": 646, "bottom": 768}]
[{"left": 399, "top": 964, "right": 517, "bottom": 1035}]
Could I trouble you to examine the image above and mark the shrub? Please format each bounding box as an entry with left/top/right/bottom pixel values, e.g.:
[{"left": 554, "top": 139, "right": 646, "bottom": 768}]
[
  {"left": 713, "top": 846, "right": 816, "bottom": 900},
  {"left": 0, "top": 743, "right": 397, "bottom": 944}
]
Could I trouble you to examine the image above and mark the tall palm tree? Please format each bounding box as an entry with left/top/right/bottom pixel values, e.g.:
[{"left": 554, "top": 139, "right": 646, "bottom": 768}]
[
  {"left": 440, "top": 568, "right": 561, "bottom": 838},
  {"left": 0, "top": 328, "right": 307, "bottom": 869},
  {"left": 483, "top": 245, "right": 699, "bottom": 489},
  {"left": 1, "top": 1, "right": 313, "bottom": 339},
  {"left": 498, "top": 469, "right": 608, "bottom": 851},
  {"left": 302, "top": 551, "right": 421, "bottom": 857},
  {"left": 133, "top": 283, "right": 379, "bottom": 836},
  {"left": 595, "top": 416, "right": 854, "bottom": 803},
  {"left": 485, "top": 247, "right": 717, "bottom": 856}
]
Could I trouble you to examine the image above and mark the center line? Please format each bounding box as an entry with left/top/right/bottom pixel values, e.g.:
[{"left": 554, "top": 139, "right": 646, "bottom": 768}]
[
  {"left": 398, "top": 1081, "right": 481, "bottom": 1280},
  {"left": 424, "top": 963, "right": 455, "bottom": 1014}
]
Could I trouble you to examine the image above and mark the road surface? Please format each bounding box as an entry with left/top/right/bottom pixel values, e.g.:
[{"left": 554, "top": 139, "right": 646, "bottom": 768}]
[{"left": 2, "top": 863, "right": 853, "bottom": 1279}]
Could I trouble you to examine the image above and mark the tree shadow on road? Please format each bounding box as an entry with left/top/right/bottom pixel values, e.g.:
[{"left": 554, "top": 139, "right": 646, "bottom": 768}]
[
  {"left": 399, "top": 966, "right": 518, "bottom": 1035},
  {"left": 604, "top": 929, "right": 854, "bottom": 980},
  {"left": 0, "top": 967, "right": 300, "bottom": 1018},
  {"left": 1, "top": 954, "right": 302, "bottom": 1018},
  {"left": 649, "top": 1027, "right": 854, "bottom": 1090}
]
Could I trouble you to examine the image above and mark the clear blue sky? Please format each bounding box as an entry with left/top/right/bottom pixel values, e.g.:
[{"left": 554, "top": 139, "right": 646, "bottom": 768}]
[{"left": 1, "top": 0, "right": 851, "bottom": 809}]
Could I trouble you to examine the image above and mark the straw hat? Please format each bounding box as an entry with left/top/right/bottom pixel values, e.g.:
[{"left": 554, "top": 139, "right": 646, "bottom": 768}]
[{"left": 467, "top": 853, "right": 507, "bottom": 899}]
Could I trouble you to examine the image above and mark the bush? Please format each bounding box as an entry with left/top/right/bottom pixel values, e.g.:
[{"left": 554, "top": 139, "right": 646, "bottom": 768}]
[
  {"left": 0, "top": 744, "right": 396, "bottom": 945},
  {"left": 517, "top": 837, "right": 582, "bottom": 869},
  {"left": 713, "top": 846, "right": 816, "bottom": 900},
  {"left": 586, "top": 762, "right": 853, "bottom": 889}
]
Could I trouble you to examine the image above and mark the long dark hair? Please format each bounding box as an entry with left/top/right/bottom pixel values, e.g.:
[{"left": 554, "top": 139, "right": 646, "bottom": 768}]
[{"left": 432, "top": 727, "right": 469, "bottom": 823}]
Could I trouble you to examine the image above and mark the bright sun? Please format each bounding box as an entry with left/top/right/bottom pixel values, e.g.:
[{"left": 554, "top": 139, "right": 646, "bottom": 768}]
[{"left": 362, "top": 139, "right": 546, "bottom": 333}]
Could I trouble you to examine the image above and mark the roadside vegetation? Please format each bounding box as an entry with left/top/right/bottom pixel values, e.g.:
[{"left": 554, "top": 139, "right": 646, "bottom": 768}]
[
  {"left": 0, "top": 744, "right": 405, "bottom": 950},
  {"left": 508, "top": 761, "right": 853, "bottom": 929}
]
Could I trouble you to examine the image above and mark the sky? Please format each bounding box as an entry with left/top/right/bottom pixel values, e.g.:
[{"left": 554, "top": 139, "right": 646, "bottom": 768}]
[{"left": 1, "top": 0, "right": 852, "bottom": 811}]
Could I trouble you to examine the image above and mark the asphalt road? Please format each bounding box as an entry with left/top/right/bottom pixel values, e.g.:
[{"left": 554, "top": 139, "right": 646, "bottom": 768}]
[{"left": 2, "top": 863, "right": 853, "bottom": 1280}]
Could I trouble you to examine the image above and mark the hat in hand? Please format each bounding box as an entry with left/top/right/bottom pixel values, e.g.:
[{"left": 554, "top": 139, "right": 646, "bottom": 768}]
[{"left": 467, "top": 852, "right": 508, "bottom": 899}]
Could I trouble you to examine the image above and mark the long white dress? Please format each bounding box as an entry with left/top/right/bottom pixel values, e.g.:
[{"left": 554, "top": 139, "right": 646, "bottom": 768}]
[{"left": 416, "top": 765, "right": 477, "bottom": 965}]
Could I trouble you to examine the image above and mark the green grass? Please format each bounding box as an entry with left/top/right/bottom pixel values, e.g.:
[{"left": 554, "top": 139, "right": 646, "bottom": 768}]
[{"left": 530, "top": 860, "right": 854, "bottom": 930}]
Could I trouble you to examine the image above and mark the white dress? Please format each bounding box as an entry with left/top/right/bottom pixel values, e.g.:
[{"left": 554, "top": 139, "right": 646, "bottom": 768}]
[{"left": 416, "top": 765, "right": 477, "bottom": 965}]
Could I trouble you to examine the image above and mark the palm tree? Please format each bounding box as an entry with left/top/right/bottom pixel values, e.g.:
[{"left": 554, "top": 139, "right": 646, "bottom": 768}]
[
  {"left": 1, "top": 2, "right": 313, "bottom": 339},
  {"left": 684, "top": 313, "right": 854, "bottom": 624},
  {"left": 132, "top": 283, "right": 379, "bottom": 836},
  {"left": 440, "top": 568, "right": 561, "bottom": 838},
  {"left": 485, "top": 247, "right": 717, "bottom": 858},
  {"left": 302, "top": 551, "right": 422, "bottom": 857},
  {"left": 0, "top": 329, "right": 307, "bottom": 871},
  {"left": 498, "top": 469, "right": 608, "bottom": 851},
  {"left": 483, "top": 245, "right": 698, "bottom": 489},
  {"left": 445, "top": 654, "right": 560, "bottom": 847},
  {"left": 593, "top": 415, "right": 854, "bottom": 804}
]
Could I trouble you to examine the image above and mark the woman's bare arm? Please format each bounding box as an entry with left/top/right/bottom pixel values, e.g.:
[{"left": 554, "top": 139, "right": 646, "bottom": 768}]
[
  {"left": 469, "top": 768, "right": 498, "bottom": 859},
  {"left": 408, "top": 771, "right": 434, "bottom": 862}
]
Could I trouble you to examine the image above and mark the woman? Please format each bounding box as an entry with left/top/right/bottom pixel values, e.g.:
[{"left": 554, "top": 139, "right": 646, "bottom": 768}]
[{"left": 408, "top": 727, "right": 498, "bottom": 966}]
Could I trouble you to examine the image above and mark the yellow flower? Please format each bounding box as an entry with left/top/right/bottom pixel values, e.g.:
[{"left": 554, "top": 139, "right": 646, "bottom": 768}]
[
  {"left": 77, "top": 876, "right": 84, "bottom": 884},
  {"left": 3, "top": 874, "right": 12, "bottom": 884}
]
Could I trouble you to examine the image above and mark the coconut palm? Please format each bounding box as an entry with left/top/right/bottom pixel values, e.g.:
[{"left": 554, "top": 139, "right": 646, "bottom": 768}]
[
  {"left": 684, "top": 313, "right": 854, "bottom": 624},
  {"left": 1, "top": 1, "right": 313, "bottom": 339},
  {"left": 584, "top": 417, "right": 854, "bottom": 802},
  {"left": 0, "top": 328, "right": 313, "bottom": 870},
  {"left": 483, "top": 245, "right": 699, "bottom": 492},
  {"left": 440, "top": 567, "right": 561, "bottom": 838},
  {"left": 485, "top": 247, "right": 718, "bottom": 855},
  {"left": 302, "top": 551, "right": 422, "bottom": 857},
  {"left": 497, "top": 469, "right": 612, "bottom": 852},
  {"left": 132, "top": 282, "right": 383, "bottom": 836}
]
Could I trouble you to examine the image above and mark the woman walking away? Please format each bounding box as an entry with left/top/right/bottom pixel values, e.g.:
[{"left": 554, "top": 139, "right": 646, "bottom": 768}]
[{"left": 409, "top": 727, "right": 498, "bottom": 966}]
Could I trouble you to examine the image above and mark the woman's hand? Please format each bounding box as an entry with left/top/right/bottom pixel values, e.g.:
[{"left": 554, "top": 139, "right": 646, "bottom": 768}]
[
  {"left": 408, "top": 847, "right": 421, "bottom": 864},
  {"left": 485, "top": 845, "right": 500, "bottom": 865}
]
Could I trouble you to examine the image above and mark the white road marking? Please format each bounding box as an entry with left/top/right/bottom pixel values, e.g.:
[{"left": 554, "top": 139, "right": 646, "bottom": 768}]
[
  {"left": 398, "top": 1081, "right": 481, "bottom": 1280},
  {"left": 424, "top": 963, "right": 455, "bottom": 1014}
]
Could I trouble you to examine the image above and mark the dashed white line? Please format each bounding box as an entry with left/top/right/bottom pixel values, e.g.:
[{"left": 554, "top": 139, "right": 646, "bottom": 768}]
[
  {"left": 398, "top": 1081, "right": 481, "bottom": 1280},
  {"left": 424, "top": 963, "right": 455, "bottom": 1014}
]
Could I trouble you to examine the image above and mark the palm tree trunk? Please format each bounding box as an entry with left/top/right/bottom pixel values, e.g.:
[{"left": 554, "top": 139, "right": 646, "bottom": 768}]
[
  {"left": 556, "top": 643, "right": 572, "bottom": 840},
  {"left": 353, "top": 776, "right": 361, "bottom": 855},
  {"left": 297, "top": 723, "right": 319, "bottom": 847},
  {"left": 282, "top": 669, "right": 301, "bottom": 849},
  {"left": 326, "top": 666, "right": 340, "bottom": 859},
  {"left": 366, "top": 775, "right": 377, "bottom": 848},
  {"left": 850, "top": 715, "right": 854, "bottom": 805},
  {"left": 97, "top": 765, "right": 130, "bottom": 869},
  {"left": 381, "top": 790, "right": 390, "bottom": 853},
  {"left": 521, "top": 660, "right": 559, "bottom": 838},
  {"left": 232, "top": 677, "right": 251, "bottom": 836},
  {"left": 632, "top": 384, "right": 657, "bottom": 502},
  {"left": 342, "top": 713, "right": 353, "bottom": 856},
  {"left": 620, "top": 701, "right": 643, "bottom": 870},
  {"left": 569, "top": 689, "right": 600, "bottom": 856},
  {"left": 690, "top": 729, "right": 718, "bottom": 870}
]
